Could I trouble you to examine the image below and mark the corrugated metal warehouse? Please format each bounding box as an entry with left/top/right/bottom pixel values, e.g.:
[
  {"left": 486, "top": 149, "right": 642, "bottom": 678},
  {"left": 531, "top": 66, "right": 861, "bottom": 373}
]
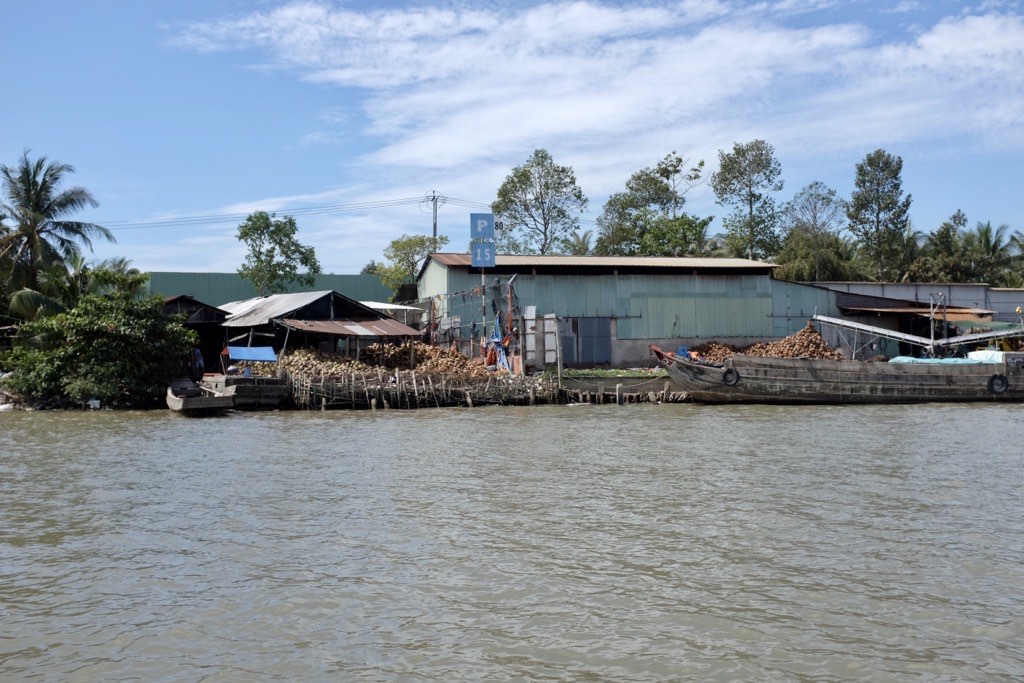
[{"left": 417, "top": 254, "right": 841, "bottom": 367}]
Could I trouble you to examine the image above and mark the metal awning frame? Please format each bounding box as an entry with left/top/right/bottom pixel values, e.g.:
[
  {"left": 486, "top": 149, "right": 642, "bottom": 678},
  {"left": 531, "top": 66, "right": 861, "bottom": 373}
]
[{"left": 813, "top": 314, "right": 1024, "bottom": 355}]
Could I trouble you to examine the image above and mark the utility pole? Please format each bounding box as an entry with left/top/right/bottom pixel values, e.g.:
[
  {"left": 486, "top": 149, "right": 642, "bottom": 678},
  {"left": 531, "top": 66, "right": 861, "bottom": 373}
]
[{"left": 431, "top": 191, "right": 439, "bottom": 239}]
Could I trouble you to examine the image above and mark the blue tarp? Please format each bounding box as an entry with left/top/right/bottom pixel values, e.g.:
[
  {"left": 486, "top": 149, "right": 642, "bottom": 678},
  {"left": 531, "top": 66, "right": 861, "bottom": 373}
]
[
  {"left": 888, "top": 356, "right": 986, "bottom": 364},
  {"left": 225, "top": 346, "right": 278, "bottom": 363}
]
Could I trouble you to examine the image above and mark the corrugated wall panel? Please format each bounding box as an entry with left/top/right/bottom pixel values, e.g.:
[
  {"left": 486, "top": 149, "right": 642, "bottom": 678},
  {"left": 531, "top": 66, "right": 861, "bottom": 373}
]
[
  {"left": 770, "top": 281, "right": 841, "bottom": 337},
  {"left": 416, "top": 265, "right": 812, "bottom": 341}
]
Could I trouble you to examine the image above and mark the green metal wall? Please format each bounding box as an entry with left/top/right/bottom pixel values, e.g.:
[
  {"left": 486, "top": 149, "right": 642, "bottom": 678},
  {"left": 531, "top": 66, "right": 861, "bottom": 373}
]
[
  {"left": 419, "top": 266, "right": 792, "bottom": 340},
  {"left": 146, "top": 272, "right": 392, "bottom": 307},
  {"left": 769, "top": 280, "right": 841, "bottom": 336}
]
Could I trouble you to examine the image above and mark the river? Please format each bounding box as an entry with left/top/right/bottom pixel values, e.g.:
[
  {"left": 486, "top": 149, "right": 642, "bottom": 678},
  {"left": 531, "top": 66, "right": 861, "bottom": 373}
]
[{"left": 2, "top": 403, "right": 1023, "bottom": 681}]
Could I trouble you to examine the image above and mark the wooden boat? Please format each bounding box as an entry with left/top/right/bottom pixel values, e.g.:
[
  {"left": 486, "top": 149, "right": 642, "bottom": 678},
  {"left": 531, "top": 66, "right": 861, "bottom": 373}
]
[
  {"left": 198, "top": 346, "right": 289, "bottom": 410},
  {"left": 200, "top": 374, "right": 289, "bottom": 410},
  {"left": 650, "top": 345, "right": 1024, "bottom": 404},
  {"left": 166, "top": 378, "right": 234, "bottom": 415}
]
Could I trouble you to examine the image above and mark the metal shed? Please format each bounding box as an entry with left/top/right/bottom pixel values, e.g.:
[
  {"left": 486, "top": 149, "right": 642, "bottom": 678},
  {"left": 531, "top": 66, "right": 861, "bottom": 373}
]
[
  {"left": 416, "top": 253, "right": 788, "bottom": 368},
  {"left": 220, "top": 290, "right": 420, "bottom": 358}
]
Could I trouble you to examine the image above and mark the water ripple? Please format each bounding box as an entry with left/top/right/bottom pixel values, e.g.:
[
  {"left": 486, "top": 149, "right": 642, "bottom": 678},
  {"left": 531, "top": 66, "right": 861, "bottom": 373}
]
[{"left": 2, "top": 404, "right": 1023, "bottom": 680}]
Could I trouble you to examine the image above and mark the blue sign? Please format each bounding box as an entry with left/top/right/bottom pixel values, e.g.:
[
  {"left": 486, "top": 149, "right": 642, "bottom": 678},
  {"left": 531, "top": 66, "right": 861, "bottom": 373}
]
[
  {"left": 471, "top": 240, "right": 496, "bottom": 268},
  {"left": 470, "top": 213, "right": 495, "bottom": 240}
]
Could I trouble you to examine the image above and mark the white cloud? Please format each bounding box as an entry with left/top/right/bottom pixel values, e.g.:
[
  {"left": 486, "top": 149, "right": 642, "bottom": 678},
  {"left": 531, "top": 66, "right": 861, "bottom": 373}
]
[{"left": 165, "top": 1, "right": 1024, "bottom": 267}]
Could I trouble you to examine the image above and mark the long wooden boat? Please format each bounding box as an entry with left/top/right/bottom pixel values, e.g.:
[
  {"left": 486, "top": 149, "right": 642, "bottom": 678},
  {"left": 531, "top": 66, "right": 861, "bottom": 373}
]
[
  {"left": 166, "top": 379, "right": 234, "bottom": 415},
  {"left": 199, "top": 374, "right": 289, "bottom": 410},
  {"left": 650, "top": 345, "right": 1024, "bottom": 404}
]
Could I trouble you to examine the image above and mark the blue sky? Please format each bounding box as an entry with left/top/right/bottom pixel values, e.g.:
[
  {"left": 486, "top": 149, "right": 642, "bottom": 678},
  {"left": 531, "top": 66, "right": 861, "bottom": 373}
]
[{"left": 3, "top": 0, "right": 1022, "bottom": 273}]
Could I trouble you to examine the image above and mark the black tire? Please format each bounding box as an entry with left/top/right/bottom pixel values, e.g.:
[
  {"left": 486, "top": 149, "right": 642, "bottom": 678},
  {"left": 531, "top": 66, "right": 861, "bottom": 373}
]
[
  {"left": 722, "top": 368, "right": 740, "bottom": 386},
  {"left": 988, "top": 374, "right": 1009, "bottom": 395}
]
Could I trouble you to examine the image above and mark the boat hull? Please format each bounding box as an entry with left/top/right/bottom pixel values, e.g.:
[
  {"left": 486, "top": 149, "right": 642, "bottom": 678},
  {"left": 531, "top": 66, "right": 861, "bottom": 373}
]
[
  {"left": 200, "top": 375, "right": 289, "bottom": 410},
  {"left": 652, "top": 347, "right": 1024, "bottom": 404},
  {"left": 166, "top": 382, "right": 234, "bottom": 415}
]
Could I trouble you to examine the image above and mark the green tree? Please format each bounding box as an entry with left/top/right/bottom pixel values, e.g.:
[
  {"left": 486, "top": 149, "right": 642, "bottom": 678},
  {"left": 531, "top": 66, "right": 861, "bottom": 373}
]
[
  {"left": 846, "top": 149, "right": 912, "bottom": 281},
  {"left": 0, "top": 151, "right": 114, "bottom": 293},
  {"left": 491, "top": 149, "right": 588, "bottom": 255},
  {"left": 907, "top": 210, "right": 972, "bottom": 282},
  {"left": 594, "top": 151, "right": 705, "bottom": 256},
  {"left": 3, "top": 273, "right": 196, "bottom": 407},
  {"left": 638, "top": 214, "right": 716, "bottom": 257},
  {"left": 360, "top": 259, "right": 386, "bottom": 276},
  {"left": 377, "top": 234, "right": 449, "bottom": 295},
  {"left": 8, "top": 255, "right": 141, "bottom": 321},
  {"left": 566, "top": 230, "right": 593, "bottom": 256},
  {"left": 776, "top": 181, "right": 847, "bottom": 281},
  {"left": 236, "top": 211, "right": 321, "bottom": 296},
  {"left": 711, "top": 140, "right": 783, "bottom": 260},
  {"left": 774, "top": 230, "right": 865, "bottom": 281},
  {"left": 964, "top": 220, "right": 1016, "bottom": 286}
]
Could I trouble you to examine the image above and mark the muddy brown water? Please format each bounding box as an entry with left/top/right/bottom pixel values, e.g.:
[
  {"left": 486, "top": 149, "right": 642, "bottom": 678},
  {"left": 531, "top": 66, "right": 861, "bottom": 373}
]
[{"left": 2, "top": 404, "right": 1023, "bottom": 680}]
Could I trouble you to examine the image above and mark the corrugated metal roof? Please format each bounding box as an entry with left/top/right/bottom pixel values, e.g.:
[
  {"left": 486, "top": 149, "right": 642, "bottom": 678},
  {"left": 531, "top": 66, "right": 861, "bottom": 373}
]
[
  {"left": 426, "top": 253, "right": 775, "bottom": 270},
  {"left": 281, "top": 318, "right": 420, "bottom": 337},
  {"left": 221, "top": 291, "right": 333, "bottom": 327}
]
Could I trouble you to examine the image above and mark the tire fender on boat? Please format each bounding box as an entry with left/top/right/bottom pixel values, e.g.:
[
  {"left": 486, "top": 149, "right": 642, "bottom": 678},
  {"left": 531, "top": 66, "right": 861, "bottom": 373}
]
[
  {"left": 987, "top": 374, "right": 1009, "bottom": 395},
  {"left": 722, "top": 368, "right": 740, "bottom": 386}
]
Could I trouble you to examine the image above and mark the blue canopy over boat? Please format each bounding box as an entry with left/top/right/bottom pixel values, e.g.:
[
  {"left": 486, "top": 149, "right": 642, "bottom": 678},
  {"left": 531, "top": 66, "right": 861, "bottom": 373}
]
[{"left": 225, "top": 346, "right": 278, "bottom": 363}]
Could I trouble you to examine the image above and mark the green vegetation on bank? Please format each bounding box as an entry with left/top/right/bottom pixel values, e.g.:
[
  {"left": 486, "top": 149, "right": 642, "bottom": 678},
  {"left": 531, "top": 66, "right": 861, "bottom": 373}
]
[{"left": 2, "top": 273, "right": 196, "bottom": 407}]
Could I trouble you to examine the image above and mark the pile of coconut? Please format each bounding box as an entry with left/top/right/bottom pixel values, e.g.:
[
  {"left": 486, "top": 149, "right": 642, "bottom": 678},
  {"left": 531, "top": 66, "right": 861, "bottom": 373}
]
[
  {"left": 276, "top": 343, "right": 492, "bottom": 381},
  {"left": 690, "top": 321, "right": 845, "bottom": 363}
]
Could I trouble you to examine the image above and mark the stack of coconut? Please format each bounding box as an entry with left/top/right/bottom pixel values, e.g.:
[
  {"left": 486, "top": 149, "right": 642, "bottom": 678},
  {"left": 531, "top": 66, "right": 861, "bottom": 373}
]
[
  {"left": 690, "top": 321, "right": 845, "bottom": 363},
  {"left": 278, "top": 343, "right": 492, "bottom": 380},
  {"left": 278, "top": 349, "right": 370, "bottom": 381}
]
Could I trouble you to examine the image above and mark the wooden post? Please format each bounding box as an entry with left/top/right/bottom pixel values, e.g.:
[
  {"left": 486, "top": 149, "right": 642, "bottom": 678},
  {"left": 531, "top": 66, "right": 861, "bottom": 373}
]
[
  {"left": 663, "top": 381, "right": 670, "bottom": 403},
  {"left": 616, "top": 383, "right": 623, "bottom": 405}
]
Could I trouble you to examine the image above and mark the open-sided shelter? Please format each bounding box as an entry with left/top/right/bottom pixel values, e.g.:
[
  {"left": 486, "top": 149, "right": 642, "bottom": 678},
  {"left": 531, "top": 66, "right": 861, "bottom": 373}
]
[{"left": 220, "top": 290, "right": 420, "bottom": 359}]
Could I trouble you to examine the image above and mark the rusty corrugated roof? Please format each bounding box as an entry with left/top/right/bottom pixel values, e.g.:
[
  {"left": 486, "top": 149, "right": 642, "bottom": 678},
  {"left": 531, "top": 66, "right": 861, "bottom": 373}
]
[{"left": 280, "top": 318, "right": 420, "bottom": 337}]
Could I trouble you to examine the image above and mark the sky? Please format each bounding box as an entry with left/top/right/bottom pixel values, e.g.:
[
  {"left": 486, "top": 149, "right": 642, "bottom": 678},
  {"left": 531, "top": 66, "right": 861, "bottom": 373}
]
[{"left": 2, "top": 0, "right": 1023, "bottom": 274}]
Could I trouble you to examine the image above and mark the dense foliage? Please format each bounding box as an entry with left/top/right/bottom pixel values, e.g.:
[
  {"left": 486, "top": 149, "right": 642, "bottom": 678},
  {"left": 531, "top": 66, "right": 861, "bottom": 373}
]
[
  {"left": 593, "top": 151, "right": 715, "bottom": 257},
  {"left": 2, "top": 282, "right": 197, "bottom": 407}
]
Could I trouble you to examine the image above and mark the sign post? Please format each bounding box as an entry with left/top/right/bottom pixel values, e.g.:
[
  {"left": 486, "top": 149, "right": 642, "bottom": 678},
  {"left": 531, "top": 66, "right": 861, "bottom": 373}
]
[{"left": 469, "top": 213, "right": 497, "bottom": 357}]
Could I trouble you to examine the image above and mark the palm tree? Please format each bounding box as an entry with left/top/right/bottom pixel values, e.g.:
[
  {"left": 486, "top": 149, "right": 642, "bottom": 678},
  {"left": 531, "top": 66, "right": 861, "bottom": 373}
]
[
  {"left": 964, "top": 221, "right": 1015, "bottom": 285},
  {"left": 8, "top": 255, "right": 141, "bottom": 321},
  {"left": 0, "top": 151, "right": 114, "bottom": 292},
  {"left": 566, "top": 230, "right": 593, "bottom": 255}
]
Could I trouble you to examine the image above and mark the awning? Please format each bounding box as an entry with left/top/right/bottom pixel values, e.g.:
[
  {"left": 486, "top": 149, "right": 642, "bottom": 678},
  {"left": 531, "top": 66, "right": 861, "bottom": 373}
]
[
  {"left": 224, "top": 346, "right": 278, "bottom": 362},
  {"left": 360, "top": 300, "right": 422, "bottom": 312},
  {"left": 280, "top": 318, "right": 420, "bottom": 337},
  {"left": 839, "top": 306, "right": 994, "bottom": 323}
]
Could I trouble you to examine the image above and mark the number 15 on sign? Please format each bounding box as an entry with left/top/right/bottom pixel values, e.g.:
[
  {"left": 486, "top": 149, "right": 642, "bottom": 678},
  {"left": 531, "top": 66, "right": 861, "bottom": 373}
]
[{"left": 472, "top": 241, "right": 495, "bottom": 268}]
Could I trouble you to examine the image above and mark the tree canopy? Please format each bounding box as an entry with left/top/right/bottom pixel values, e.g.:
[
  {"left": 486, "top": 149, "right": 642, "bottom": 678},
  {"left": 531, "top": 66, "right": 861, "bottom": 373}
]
[
  {"left": 711, "top": 140, "right": 783, "bottom": 260},
  {"left": 377, "top": 234, "right": 449, "bottom": 295},
  {"left": 491, "top": 149, "right": 588, "bottom": 255},
  {"left": 236, "top": 211, "right": 321, "bottom": 296},
  {"left": 846, "top": 149, "right": 913, "bottom": 281},
  {"left": 594, "top": 151, "right": 710, "bottom": 257}
]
